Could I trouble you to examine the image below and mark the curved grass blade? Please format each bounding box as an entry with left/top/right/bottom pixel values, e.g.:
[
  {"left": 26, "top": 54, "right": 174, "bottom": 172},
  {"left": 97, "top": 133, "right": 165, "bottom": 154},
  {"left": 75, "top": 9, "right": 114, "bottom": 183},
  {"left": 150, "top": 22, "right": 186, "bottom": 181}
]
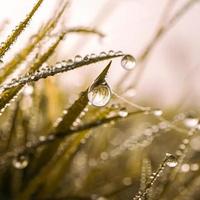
[
  {"left": 0, "top": 50, "right": 124, "bottom": 92},
  {"left": 0, "top": 0, "right": 44, "bottom": 60}
]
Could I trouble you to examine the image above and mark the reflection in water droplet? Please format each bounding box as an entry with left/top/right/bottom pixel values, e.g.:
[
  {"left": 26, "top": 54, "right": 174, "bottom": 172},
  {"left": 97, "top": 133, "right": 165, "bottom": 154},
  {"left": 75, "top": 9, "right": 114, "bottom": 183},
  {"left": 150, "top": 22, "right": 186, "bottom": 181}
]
[
  {"left": 67, "top": 59, "right": 73, "bottom": 65},
  {"left": 88, "top": 82, "right": 111, "bottom": 107},
  {"left": 166, "top": 153, "right": 178, "bottom": 168},
  {"left": 121, "top": 54, "right": 136, "bottom": 70},
  {"left": 12, "top": 155, "right": 29, "bottom": 169},
  {"left": 108, "top": 50, "right": 114, "bottom": 56}
]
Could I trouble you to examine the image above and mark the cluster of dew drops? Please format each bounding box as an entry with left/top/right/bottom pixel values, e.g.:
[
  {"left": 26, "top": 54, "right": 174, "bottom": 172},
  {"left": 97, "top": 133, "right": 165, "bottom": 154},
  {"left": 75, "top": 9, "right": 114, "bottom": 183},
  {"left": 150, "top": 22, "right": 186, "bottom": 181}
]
[
  {"left": 11, "top": 54, "right": 136, "bottom": 170},
  {"left": 11, "top": 52, "right": 199, "bottom": 175}
]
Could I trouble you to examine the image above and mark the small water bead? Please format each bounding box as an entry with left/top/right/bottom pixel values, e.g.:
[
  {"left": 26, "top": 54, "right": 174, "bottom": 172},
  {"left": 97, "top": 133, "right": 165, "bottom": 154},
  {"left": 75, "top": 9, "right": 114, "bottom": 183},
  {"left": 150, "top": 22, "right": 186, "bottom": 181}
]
[
  {"left": 153, "top": 109, "right": 163, "bottom": 117},
  {"left": 74, "top": 55, "right": 82, "bottom": 63},
  {"left": 99, "top": 51, "right": 107, "bottom": 57},
  {"left": 184, "top": 115, "right": 199, "bottom": 128},
  {"left": 87, "top": 82, "right": 111, "bottom": 107},
  {"left": 121, "top": 54, "right": 136, "bottom": 70},
  {"left": 67, "top": 59, "right": 73, "bottom": 65},
  {"left": 118, "top": 107, "right": 128, "bottom": 117},
  {"left": 39, "top": 135, "right": 47, "bottom": 142},
  {"left": 12, "top": 155, "right": 29, "bottom": 169},
  {"left": 90, "top": 53, "right": 96, "bottom": 59},
  {"left": 83, "top": 54, "right": 90, "bottom": 61},
  {"left": 108, "top": 50, "right": 115, "bottom": 56},
  {"left": 115, "top": 51, "right": 123, "bottom": 56},
  {"left": 181, "top": 163, "right": 190, "bottom": 173},
  {"left": 166, "top": 153, "right": 178, "bottom": 168}
]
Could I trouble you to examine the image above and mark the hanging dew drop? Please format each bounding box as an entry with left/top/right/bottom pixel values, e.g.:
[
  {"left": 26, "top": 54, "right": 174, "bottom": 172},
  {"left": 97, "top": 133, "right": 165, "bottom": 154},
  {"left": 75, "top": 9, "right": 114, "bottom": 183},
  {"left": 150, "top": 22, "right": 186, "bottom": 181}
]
[
  {"left": 12, "top": 155, "right": 29, "bottom": 169},
  {"left": 87, "top": 82, "right": 111, "bottom": 107},
  {"left": 121, "top": 54, "right": 136, "bottom": 70},
  {"left": 166, "top": 153, "right": 178, "bottom": 168}
]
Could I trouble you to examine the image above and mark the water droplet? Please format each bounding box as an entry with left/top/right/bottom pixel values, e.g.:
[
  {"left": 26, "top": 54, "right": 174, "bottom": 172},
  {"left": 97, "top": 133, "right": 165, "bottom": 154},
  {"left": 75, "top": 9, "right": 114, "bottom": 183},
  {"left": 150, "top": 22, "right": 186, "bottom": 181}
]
[
  {"left": 181, "top": 163, "right": 190, "bottom": 172},
  {"left": 115, "top": 51, "right": 123, "bottom": 56},
  {"left": 153, "top": 109, "right": 163, "bottom": 117},
  {"left": 74, "top": 55, "right": 82, "bottom": 63},
  {"left": 39, "top": 136, "right": 46, "bottom": 142},
  {"left": 90, "top": 53, "right": 96, "bottom": 59},
  {"left": 118, "top": 107, "right": 128, "bottom": 117},
  {"left": 67, "top": 59, "right": 73, "bottom": 65},
  {"left": 12, "top": 155, "right": 29, "bottom": 169},
  {"left": 166, "top": 153, "right": 178, "bottom": 168},
  {"left": 83, "top": 54, "right": 90, "bottom": 61},
  {"left": 122, "top": 177, "right": 132, "bottom": 186},
  {"left": 121, "top": 54, "right": 136, "bottom": 70},
  {"left": 87, "top": 82, "right": 111, "bottom": 107},
  {"left": 108, "top": 50, "right": 114, "bottom": 56},
  {"left": 184, "top": 115, "right": 199, "bottom": 128},
  {"left": 99, "top": 51, "right": 107, "bottom": 57}
]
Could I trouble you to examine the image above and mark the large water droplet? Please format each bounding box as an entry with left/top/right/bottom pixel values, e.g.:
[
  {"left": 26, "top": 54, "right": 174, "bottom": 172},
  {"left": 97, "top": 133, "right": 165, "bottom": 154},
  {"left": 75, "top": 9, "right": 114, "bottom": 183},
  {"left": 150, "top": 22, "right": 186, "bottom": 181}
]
[
  {"left": 121, "top": 54, "right": 136, "bottom": 70},
  {"left": 87, "top": 82, "right": 111, "bottom": 107},
  {"left": 12, "top": 155, "right": 29, "bottom": 169},
  {"left": 166, "top": 153, "right": 178, "bottom": 168}
]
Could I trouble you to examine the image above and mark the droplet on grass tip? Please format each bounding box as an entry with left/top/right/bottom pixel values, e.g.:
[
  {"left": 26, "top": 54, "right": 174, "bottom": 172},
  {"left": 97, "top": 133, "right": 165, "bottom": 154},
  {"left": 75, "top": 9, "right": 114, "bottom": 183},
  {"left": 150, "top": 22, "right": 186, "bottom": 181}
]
[{"left": 88, "top": 81, "right": 111, "bottom": 107}]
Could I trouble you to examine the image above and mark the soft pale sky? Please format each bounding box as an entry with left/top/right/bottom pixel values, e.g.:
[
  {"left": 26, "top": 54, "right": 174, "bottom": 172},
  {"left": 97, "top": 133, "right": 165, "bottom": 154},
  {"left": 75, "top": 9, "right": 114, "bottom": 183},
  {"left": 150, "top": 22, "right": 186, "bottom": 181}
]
[{"left": 0, "top": 0, "right": 200, "bottom": 108}]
